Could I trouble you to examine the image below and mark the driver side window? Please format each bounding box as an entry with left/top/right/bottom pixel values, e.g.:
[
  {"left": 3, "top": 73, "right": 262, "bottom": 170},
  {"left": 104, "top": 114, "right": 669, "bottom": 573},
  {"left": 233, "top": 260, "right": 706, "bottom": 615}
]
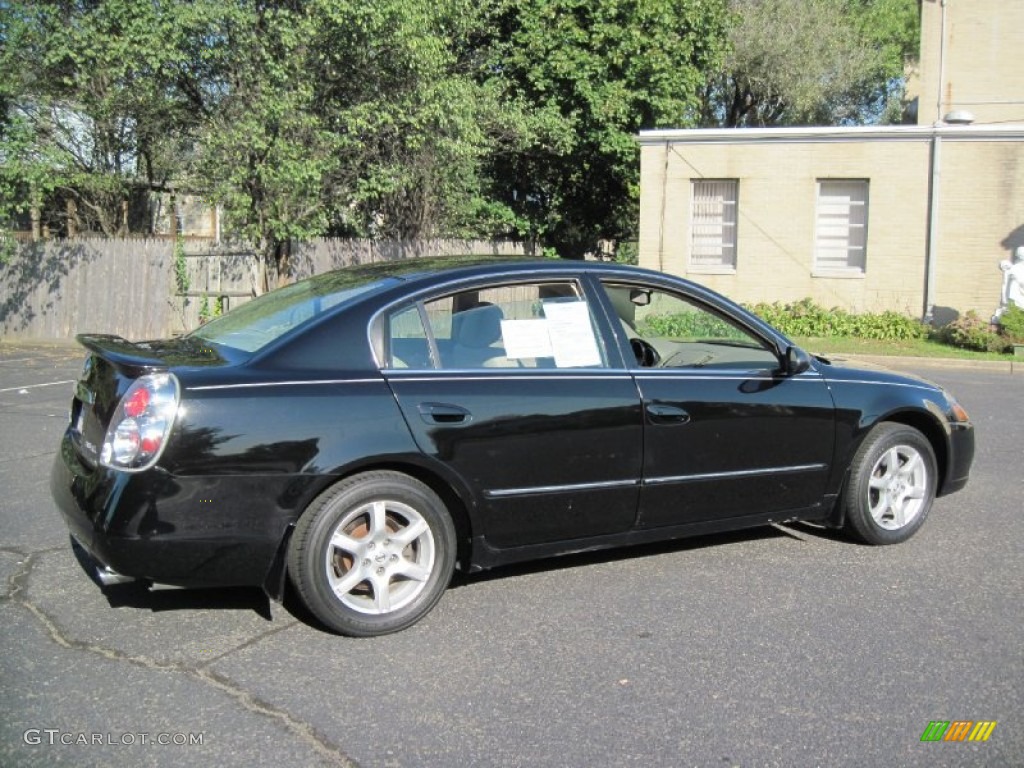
[{"left": 601, "top": 282, "right": 778, "bottom": 371}]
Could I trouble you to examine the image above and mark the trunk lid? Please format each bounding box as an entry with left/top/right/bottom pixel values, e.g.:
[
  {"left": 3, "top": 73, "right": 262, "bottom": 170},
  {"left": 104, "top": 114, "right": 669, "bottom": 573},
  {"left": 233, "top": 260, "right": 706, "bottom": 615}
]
[{"left": 70, "top": 334, "right": 224, "bottom": 466}]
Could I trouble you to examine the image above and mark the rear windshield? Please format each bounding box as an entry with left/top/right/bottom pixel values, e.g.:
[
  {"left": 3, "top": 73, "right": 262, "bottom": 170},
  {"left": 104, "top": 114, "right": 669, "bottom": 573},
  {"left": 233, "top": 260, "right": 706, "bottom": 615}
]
[{"left": 189, "top": 272, "right": 398, "bottom": 353}]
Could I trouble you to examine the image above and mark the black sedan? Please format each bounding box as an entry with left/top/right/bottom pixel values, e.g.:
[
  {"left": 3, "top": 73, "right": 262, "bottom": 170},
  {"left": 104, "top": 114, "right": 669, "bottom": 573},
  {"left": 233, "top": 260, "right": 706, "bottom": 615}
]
[{"left": 51, "top": 257, "right": 974, "bottom": 636}]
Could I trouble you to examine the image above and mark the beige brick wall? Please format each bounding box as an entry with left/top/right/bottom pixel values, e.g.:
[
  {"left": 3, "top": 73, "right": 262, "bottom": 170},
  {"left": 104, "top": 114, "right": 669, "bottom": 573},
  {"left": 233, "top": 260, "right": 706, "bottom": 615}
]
[
  {"left": 640, "top": 136, "right": 931, "bottom": 315},
  {"left": 918, "top": 0, "right": 1024, "bottom": 125},
  {"left": 933, "top": 139, "right": 1024, "bottom": 315},
  {"left": 639, "top": 130, "right": 1023, "bottom": 319}
]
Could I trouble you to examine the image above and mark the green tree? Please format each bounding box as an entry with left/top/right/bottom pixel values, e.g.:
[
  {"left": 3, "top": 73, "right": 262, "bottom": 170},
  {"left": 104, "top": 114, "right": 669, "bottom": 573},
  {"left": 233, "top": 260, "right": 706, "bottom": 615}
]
[
  {"left": 477, "top": 0, "right": 730, "bottom": 259},
  {"left": 309, "top": 0, "right": 513, "bottom": 241},
  {"left": 701, "top": 0, "right": 920, "bottom": 127},
  {"left": 188, "top": 2, "right": 339, "bottom": 287},
  {"left": 0, "top": 0, "right": 208, "bottom": 236},
  {"left": 191, "top": 0, "right": 514, "bottom": 285}
]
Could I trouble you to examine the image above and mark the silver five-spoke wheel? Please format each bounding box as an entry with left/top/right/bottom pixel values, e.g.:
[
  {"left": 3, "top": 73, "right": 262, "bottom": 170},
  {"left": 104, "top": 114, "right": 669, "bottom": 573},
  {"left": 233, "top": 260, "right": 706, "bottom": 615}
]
[
  {"left": 867, "top": 444, "right": 929, "bottom": 530},
  {"left": 844, "top": 422, "right": 938, "bottom": 545},
  {"left": 326, "top": 499, "right": 435, "bottom": 614},
  {"left": 289, "top": 471, "right": 456, "bottom": 636}
]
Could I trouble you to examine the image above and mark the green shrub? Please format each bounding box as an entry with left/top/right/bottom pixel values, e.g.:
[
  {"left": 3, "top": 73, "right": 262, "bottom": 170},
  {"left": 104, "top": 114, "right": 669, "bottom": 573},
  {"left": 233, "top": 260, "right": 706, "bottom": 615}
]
[
  {"left": 639, "top": 311, "right": 747, "bottom": 341},
  {"left": 850, "top": 311, "right": 929, "bottom": 341},
  {"left": 998, "top": 304, "right": 1024, "bottom": 342},
  {"left": 614, "top": 241, "right": 639, "bottom": 265},
  {"left": 937, "top": 311, "right": 1009, "bottom": 353},
  {"left": 745, "top": 299, "right": 927, "bottom": 341}
]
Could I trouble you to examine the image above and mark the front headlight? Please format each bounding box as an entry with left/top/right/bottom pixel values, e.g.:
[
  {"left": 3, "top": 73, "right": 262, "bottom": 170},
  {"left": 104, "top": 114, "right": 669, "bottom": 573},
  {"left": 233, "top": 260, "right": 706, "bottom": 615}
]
[{"left": 944, "top": 390, "right": 970, "bottom": 424}]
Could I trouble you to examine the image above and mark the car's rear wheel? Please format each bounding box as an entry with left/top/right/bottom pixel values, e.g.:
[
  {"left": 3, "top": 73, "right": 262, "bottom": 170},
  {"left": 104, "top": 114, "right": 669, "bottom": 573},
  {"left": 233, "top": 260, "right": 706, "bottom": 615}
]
[
  {"left": 843, "top": 422, "right": 937, "bottom": 545},
  {"left": 288, "top": 471, "right": 456, "bottom": 636}
]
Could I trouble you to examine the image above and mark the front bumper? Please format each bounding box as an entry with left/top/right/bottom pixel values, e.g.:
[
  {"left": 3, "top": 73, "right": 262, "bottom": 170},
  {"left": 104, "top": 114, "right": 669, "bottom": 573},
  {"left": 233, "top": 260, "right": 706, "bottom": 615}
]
[
  {"left": 50, "top": 428, "right": 293, "bottom": 589},
  {"left": 939, "top": 423, "right": 975, "bottom": 497}
]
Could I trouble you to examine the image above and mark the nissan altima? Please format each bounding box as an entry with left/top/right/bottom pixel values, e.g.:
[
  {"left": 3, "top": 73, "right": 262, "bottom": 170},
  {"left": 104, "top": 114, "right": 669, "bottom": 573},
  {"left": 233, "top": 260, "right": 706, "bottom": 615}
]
[{"left": 51, "top": 257, "right": 974, "bottom": 636}]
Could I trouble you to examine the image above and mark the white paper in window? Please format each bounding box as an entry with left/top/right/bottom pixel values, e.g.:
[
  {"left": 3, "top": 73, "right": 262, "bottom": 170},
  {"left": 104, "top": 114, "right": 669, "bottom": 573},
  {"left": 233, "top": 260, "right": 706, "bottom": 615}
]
[
  {"left": 500, "top": 319, "right": 554, "bottom": 359},
  {"left": 542, "top": 301, "right": 602, "bottom": 367}
]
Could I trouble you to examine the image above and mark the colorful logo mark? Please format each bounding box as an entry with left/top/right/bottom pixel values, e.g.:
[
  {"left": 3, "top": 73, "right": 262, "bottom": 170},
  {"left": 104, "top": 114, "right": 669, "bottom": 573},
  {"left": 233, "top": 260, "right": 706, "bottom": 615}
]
[{"left": 920, "top": 721, "right": 997, "bottom": 742}]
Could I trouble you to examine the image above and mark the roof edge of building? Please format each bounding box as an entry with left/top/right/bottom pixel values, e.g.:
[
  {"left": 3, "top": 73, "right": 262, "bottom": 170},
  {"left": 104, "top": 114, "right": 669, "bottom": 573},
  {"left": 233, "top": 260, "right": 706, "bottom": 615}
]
[{"left": 638, "top": 124, "right": 1024, "bottom": 145}]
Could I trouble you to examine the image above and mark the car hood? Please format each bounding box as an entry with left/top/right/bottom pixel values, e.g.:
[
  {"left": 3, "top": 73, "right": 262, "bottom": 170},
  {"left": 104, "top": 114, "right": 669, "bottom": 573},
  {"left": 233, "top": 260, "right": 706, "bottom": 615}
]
[{"left": 810, "top": 354, "right": 943, "bottom": 391}]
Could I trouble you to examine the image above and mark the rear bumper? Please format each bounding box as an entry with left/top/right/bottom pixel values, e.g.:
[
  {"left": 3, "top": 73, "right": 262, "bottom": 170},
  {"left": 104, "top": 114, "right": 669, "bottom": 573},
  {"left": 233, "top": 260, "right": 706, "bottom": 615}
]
[{"left": 50, "top": 429, "right": 292, "bottom": 588}]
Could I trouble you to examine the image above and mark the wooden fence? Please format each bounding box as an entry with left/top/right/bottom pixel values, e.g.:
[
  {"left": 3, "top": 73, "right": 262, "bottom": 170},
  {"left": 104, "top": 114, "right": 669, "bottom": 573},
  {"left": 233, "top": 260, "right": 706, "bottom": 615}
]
[{"left": 1, "top": 238, "right": 527, "bottom": 341}]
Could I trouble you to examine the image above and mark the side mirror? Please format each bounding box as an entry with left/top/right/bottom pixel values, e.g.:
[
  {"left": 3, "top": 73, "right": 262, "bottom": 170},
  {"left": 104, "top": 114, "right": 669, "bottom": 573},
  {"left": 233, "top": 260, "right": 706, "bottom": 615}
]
[
  {"left": 629, "top": 289, "right": 651, "bottom": 306},
  {"left": 783, "top": 345, "right": 812, "bottom": 376}
]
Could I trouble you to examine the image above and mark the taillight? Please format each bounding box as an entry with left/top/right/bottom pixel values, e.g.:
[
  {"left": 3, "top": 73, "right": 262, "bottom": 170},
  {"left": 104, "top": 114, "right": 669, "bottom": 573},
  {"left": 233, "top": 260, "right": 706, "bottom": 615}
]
[{"left": 100, "top": 373, "right": 180, "bottom": 471}]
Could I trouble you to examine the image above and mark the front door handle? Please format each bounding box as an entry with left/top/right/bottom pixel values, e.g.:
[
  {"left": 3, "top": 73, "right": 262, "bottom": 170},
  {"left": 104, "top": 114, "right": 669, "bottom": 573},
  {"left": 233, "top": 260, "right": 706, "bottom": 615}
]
[
  {"left": 646, "top": 403, "right": 690, "bottom": 424},
  {"left": 417, "top": 403, "right": 472, "bottom": 425}
]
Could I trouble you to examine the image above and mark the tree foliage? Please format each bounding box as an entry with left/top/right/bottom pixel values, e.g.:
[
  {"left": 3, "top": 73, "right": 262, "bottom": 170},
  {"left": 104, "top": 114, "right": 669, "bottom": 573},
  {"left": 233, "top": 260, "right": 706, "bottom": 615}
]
[
  {"left": 701, "top": 0, "right": 919, "bottom": 127},
  {"left": 479, "top": 0, "right": 730, "bottom": 258},
  {"left": 0, "top": 1, "right": 206, "bottom": 236}
]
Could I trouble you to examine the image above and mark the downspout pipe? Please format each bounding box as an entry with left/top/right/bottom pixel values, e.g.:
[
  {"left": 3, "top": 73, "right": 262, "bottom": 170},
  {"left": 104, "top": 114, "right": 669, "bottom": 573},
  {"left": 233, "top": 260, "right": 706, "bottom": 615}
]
[{"left": 924, "top": 0, "right": 948, "bottom": 323}]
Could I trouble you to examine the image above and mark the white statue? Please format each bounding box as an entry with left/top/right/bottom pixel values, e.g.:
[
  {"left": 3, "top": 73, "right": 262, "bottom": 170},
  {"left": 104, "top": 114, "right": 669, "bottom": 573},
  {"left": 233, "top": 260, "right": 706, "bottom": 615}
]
[{"left": 997, "top": 246, "right": 1024, "bottom": 319}]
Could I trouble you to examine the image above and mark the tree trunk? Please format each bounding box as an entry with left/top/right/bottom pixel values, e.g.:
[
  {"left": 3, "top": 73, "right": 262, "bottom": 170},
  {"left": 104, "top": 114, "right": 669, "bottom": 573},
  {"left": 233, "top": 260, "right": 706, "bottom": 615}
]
[
  {"left": 275, "top": 239, "right": 292, "bottom": 288},
  {"left": 30, "top": 197, "right": 41, "bottom": 241},
  {"left": 66, "top": 199, "right": 78, "bottom": 238}
]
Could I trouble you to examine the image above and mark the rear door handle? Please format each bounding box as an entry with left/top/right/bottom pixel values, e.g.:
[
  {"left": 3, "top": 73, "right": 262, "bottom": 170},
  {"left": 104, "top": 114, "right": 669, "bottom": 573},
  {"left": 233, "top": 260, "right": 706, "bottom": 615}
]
[
  {"left": 646, "top": 403, "right": 690, "bottom": 424},
  {"left": 417, "top": 403, "right": 472, "bottom": 425}
]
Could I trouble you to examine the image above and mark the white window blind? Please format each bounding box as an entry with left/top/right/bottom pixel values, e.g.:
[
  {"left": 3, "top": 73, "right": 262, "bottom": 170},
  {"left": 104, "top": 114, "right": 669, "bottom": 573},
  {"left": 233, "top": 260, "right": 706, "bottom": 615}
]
[
  {"left": 815, "top": 180, "right": 868, "bottom": 272},
  {"left": 690, "top": 180, "right": 738, "bottom": 269}
]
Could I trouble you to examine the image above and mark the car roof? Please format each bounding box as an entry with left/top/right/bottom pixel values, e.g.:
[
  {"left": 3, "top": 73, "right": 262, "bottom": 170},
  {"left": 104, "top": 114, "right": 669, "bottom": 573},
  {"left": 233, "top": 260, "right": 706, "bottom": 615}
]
[{"left": 350, "top": 255, "right": 672, "bottom": 287}]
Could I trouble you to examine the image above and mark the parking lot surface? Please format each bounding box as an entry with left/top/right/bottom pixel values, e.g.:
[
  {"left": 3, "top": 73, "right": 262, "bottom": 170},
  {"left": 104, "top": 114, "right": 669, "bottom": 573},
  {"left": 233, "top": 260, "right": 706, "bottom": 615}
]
[{"left": 1, "top": 343, "right": 1021, "bottom": 767}]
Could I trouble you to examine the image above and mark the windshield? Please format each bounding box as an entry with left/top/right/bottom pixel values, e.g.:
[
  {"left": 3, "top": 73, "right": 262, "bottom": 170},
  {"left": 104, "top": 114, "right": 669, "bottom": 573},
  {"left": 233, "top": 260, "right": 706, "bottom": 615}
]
[{"left": 189, "top": 272, "right": 398, "bottom": 353}]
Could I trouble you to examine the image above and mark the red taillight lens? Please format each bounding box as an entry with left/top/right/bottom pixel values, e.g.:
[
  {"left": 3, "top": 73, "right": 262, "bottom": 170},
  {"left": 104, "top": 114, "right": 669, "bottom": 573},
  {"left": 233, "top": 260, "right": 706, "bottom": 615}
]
[
  {"left": 100, "top": 373, "right": 180, "bottom": 471},
  {"left": 122, "top": 386, "right": 150, "bottom": 418}
]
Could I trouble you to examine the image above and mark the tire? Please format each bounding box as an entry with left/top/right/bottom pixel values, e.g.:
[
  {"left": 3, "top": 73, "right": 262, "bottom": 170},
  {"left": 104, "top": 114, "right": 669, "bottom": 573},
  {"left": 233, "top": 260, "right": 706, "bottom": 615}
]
[
  {"left": 287, "top": 471, "right": 456, "bottom": 636},
  {"left": 843, "top": 422, "right": 938, "bottom": 545}
]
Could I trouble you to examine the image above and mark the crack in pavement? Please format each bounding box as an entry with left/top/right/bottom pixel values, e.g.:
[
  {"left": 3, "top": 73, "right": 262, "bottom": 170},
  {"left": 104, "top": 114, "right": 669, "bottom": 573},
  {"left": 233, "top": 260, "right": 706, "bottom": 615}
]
[
  {"left": 0, "top": 450, "right": 62, "bottom": 464},
  {"left": 7, "top": 552, "right": 360, "bottom": 768}
]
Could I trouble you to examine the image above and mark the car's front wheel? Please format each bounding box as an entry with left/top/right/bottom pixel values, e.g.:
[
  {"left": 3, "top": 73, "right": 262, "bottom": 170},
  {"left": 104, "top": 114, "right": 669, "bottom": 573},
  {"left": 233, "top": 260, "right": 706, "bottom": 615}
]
[
  {"left": 288, "top": 471, "right": 456, "bottom": 636},
  {"left": 843, "top": 422, "right": 938, "bottom": 545}
]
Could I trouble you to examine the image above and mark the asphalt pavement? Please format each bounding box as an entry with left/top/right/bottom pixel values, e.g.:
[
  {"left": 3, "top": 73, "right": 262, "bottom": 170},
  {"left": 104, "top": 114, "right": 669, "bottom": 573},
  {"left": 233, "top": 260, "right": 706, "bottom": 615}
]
[{"left": 1, "top": 343, "right": 1021, "bottom": 767}]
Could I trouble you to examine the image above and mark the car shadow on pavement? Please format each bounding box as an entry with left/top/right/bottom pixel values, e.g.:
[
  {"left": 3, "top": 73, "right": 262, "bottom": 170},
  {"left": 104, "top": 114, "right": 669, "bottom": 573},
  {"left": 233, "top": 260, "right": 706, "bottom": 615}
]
[
  {"left": 448, "top": 525, "right": 793, "bottom": 589},
  {"left": 69, "top": 537, "right": 275, "bottom": 620},
  {"left": 73, "top": 524, "right": 855, "bottom": 635},
  {"left": 99, "top": 582, "right": 275, "bottom": 621}
]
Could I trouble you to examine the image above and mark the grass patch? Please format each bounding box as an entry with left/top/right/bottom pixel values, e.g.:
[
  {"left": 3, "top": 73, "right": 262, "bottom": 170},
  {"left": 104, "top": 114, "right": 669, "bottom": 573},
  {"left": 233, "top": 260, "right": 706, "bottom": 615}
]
[{"left": 791, "top": 335, "right": 1014, "bottom": 361}]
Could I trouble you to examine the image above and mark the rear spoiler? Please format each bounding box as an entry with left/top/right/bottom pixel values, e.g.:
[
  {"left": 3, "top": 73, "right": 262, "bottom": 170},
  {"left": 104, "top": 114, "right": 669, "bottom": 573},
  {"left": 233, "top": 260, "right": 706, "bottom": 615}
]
[{"left": 76, "top": 334, "right": 168, "bottom": 375}]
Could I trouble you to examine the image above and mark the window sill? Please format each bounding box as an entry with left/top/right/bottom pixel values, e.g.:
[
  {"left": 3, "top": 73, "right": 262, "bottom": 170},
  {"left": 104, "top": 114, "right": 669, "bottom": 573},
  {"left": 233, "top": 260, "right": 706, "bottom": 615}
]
[
  {"left": 687, "top": 265, "right": 737, "bottom": 276},
  {"left": 811, "top": 270, "right": 865, "bottom": 280}
]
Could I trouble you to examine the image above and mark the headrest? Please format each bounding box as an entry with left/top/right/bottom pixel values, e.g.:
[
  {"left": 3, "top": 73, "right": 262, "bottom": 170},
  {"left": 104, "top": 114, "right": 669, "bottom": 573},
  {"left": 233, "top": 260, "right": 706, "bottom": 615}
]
[{"left": 453, "top": 304, "right": 504, "bottom": 348}]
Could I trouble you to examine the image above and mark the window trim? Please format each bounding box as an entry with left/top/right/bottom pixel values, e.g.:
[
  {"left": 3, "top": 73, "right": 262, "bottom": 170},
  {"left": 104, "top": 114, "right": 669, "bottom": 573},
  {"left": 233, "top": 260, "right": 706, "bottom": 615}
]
[
  {"left": 378, "top": 278, "right": 611, "bottom": 372},
  {"left": 812, "top": 178, "right": 869, "bottom": 277},
  {"left": 689, "top": 179, "right": 739, "bottom": 274},
  {"left": 597, "top": 280, "right": 781, "bottom": 373}
]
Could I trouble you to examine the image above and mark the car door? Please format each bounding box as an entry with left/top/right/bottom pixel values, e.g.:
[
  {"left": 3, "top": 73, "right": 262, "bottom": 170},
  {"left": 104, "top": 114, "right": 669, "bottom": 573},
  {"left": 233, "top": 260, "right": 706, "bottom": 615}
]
[
  {"left": 595, "top": 280, "right": 836, "bottom": 529},
  {"left": 381, "top": 277, "right": 643, "bottom": 549}
]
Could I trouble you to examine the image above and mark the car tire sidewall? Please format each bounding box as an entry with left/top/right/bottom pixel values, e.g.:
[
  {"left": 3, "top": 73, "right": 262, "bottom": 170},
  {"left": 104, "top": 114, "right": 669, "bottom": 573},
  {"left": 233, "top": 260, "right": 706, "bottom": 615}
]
[
  {"left": 844, "top": 423, "right": 937, "bottom": 545},
  {"left": 288, "top": 471, "right": 456, "bottom": 637}
]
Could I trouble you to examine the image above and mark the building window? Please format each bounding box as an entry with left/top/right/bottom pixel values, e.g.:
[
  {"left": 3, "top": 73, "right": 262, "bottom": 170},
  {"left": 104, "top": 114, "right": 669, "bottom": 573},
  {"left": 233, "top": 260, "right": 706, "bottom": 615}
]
[
  {"left": 690, "top": 180, "right": 738, "bottom": 271},
  {"left": 814, "top": 180, "right": 868, "bottom": 274}
]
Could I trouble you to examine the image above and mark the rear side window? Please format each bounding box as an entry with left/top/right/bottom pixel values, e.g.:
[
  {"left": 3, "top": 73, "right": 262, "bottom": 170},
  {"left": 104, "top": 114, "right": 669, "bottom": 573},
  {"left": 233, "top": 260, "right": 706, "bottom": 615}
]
[
  {"left": 190, "top": 275, "right": 394, "bottom": 353},
  {"left": 385, "top": 281, "right": 607, "bottom": 370}
]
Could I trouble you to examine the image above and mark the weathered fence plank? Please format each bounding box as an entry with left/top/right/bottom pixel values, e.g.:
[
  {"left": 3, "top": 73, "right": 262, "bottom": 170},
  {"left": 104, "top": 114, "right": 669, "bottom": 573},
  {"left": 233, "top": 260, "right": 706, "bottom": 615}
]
[{"left": 2, "top": 238, "right": 526, "bottom": 341}]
